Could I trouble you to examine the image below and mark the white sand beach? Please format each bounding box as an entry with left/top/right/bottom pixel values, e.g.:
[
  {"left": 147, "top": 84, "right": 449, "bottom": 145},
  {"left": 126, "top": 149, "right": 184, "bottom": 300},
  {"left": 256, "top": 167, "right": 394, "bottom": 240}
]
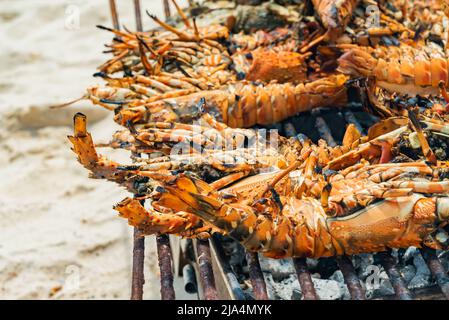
[{"left": 0, "top": 0, "right": 189, "bottom": 299}]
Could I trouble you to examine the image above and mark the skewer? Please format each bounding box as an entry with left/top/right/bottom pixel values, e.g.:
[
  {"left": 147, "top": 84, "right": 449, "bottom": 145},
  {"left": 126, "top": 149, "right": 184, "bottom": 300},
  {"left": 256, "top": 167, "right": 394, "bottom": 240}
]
[
  {"left": 336, "top": 256, "right": 366, "bottom": 300},
  {"left": 131, "top": 227, "right": 145, "bottom": 300},
  {"left": 246, "top": 252, "right": 268, "bottom": 300},
  {"left": 163, "top": 0, "right": 171, "bottom": 20},
  {"left": 108, "top": 0, "right": 120, "bottom": 30},
  {"left": 133, "top": 0, "right": 143, "bottom": 32},
  {"left": 157, "top": 235, "right": 176, "bottom": 300},
  {"left": 293, "top": 258, "right": 319, "bottom": 300}
]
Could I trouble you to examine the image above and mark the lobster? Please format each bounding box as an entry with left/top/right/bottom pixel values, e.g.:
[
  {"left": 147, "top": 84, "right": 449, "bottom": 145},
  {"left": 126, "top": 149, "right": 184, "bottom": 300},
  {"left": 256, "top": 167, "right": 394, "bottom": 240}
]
[
  {"left": 337, "top": 43, "right": 449, "bottom": 95},
  {"left": 106, "top": 74, "right": 348, "bottom": 128}
]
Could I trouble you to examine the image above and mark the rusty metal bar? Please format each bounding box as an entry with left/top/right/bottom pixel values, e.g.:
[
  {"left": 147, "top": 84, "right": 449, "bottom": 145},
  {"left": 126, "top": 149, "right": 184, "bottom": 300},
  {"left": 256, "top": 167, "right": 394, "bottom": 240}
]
[
  {"left": 156, "top": 235, "right": 176, "bottom": 300},
  {"left": 131, "top": 228, "right": 145, "bottom": 300},
  {"left": 343, "top": 110, "right": 366, "bottom": 135},
  {"left": 108, "top": 0, "right": 120, "bottom": 30},
  {"left": 246, "top": 252, "right": 268, "bottom": 300},
  {"left": 336, "top": 256, "right": 366, "bottom": 300},
  {"left": 133, "top": 0, "right": 143, "bottom": 31},
  {"left": 421, "top": 248, "right": 449, "bottom": 300},
  {"left": 376, "top": 251, "right": 413, "bottom": 300},
  {"left": 196, "top": 240, "right": 219, "bottom": 300},
  {"left": 163, "top": 0, "right": 171, "bottom": 19},
  {"left": 293, "top": 258, "right": 319, "bottom": 300}
]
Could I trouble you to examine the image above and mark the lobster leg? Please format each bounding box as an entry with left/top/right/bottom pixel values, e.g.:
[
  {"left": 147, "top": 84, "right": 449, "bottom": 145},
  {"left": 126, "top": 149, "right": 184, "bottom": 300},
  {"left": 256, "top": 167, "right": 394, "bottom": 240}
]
[
  {"left": 114, "top": 197, "right": 218, "bottom": 238},
  {"left": 68, "top": 113, "right": 130, "bottom": 183}
]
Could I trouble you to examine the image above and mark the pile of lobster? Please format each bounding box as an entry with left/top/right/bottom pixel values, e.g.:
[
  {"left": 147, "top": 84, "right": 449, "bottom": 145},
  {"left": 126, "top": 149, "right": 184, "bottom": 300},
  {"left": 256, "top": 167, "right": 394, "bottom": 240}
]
[{"left": 68, "top": 0, "right": 449, "bottom": 259}]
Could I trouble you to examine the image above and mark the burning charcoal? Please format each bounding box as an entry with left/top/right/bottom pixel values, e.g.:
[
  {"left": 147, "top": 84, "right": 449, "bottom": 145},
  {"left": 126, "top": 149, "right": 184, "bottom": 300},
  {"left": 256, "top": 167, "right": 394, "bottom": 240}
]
[
  {"left": 314, "top": 257, "right": 339, "bottom": 278},
  {"left": 355, "top": 254, "right": 375, "bottom": 280},
  {"left": 329, "top": 270, "right": 351, "bottom": 299},
  {"left": 258, "top": 256, "right": 295, "bottom": 280},
  {"left": 367, "top": 271, "right": 395, "bottom": 298},
  {"left": 264, "top": 273, "right": 300, "bottom": 300},
  {"left": 306, "top": 258, "right": 319, "bottom": 269},
  {"left": 399, "top": 265, "right": 417, "bottom": 285},
  {"left": 408, "top": 253, "right": 432, "bottom": 289},
  {"left": 402, "top": 247, "right": 419, "bottom": 264},
  {"left": 312, "top": 278, "right": 349, "bottom": 300},
  {"left": 290, "top": 288, "right": 302, "bottom": 300},
  {"left": 440, "top": 251, "right": 449, "bottom": 274}
]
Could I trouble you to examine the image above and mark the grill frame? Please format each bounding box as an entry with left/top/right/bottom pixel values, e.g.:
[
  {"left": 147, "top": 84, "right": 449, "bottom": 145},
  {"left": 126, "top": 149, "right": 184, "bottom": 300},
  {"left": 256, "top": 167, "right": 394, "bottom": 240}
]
[{"left": 105, "top": 0, "right": 449, "bottom": 301}]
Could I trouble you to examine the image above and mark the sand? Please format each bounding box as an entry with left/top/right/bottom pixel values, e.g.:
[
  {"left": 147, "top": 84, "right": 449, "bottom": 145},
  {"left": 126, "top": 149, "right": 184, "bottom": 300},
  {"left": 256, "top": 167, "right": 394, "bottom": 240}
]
[{"left": 0, "top": 0, "right": 191, "bottom": 299}]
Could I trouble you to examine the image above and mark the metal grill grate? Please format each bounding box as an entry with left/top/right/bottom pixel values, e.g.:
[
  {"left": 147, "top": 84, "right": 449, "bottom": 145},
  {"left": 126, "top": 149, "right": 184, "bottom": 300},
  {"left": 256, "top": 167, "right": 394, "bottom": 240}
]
[{"left": 105, "top": 0, "right": 449, "bottom": 301}]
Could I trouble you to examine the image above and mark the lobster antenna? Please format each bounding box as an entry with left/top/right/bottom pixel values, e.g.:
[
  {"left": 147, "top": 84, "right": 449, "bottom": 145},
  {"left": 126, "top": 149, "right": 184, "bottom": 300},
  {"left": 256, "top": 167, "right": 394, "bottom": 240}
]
[
  {"left": 108, "top": 0, "right": 120, "bottom": 30},
  {"left": 299, "top": 32, "right": 328, "bottom": 54},
  {"left": 50, "top": 96, "right": 86, "bottom": 109},
  {"left": 171, "top": 0, "right": 191, "bottom": 28},
  {"left": 439, "top": 81, "right": 449, "bottom": 104},
  {"left": 192, "top": 17, "right": 200, "bottom": 41},
  {"left": 147, "top": 11, "right": 190, "bottom": 40},
  {"left": 407, "top": 109, "right": 437, "bottom": 165},
  {"left": 133, "top": 0, "right": 143, "bottom": 32},
  {"left": 136, "top": 35, "right": 155, "bottom": 75},
  {"left": 259, "top": 160, "right": 301, "bottom": 199}
]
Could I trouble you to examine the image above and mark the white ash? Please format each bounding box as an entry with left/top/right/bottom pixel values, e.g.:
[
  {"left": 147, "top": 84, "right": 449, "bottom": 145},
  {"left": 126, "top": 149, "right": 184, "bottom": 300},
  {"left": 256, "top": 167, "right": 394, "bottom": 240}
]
[
  {"left": 258, "top": 256, "right": 350, "bottom": 300},
  {"left": 440, "top": 251, "right": 449, "bottom": 274},
  {"left": 353, "top": 254, "right": 375, "bottom": 280},
  {"left": 365, "top": 270, "right": 395, "bottom": 299},
  {"left": 399, "top": 265, "right": 417, "bottom": 284},
  {"left": 258, "top": 256, "right": 295, "bottom": 279},
  {"left": 263, "top": 273, "right": 349, "bottom": 300}
]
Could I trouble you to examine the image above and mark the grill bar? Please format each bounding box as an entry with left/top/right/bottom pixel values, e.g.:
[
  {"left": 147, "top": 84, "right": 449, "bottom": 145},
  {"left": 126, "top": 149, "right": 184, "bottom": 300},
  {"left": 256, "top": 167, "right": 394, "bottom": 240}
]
[
  {"left": 343, "top": 111, "right": 366, "bottom": 135},
  {"left": 315, "top": 116, "right": 337, "bottom": 147},
  {"left": 336, "top": 256, "right": 366, "bottom": 300},
  {"left": 108, "top": 0, "right": 120, "bottom": 30},
  {"left": 421, "top": 248, "right": 449, "bottom": 300},
  {"left": 376, "top": 251, "right": 413, "bottom": 300},
  {"left": 133, "top": 0, "right": 143, "bottom": 32},
  {"left": 196, "top": 240, "right": 219, "bottom": 300},
  {"left": 293, "top": 258, "right": 319, "bottom": 300},
  {"left": 246, "top": 252, "right": 269, "bottom": 300},
  {"left": 157, "top": 235, "right": 176, "bottom": 300},
  {"left": 131, "top": 228, "right": 145, "bottom": 300}
]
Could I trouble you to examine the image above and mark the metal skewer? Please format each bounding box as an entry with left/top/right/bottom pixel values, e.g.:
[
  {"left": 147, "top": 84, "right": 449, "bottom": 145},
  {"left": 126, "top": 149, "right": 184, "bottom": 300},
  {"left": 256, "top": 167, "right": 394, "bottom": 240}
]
[
  {"left": 131, "top": 227, "right": 145, "bottom": 300},
  {"left": 133, "top": 0, "right": 143, "bottom": 31},
  {"left": 163, "top": 0, "right": 171, "bottom": 20},
  {"left": 109, "top": 0, "right": 120, "bottom": 30}
]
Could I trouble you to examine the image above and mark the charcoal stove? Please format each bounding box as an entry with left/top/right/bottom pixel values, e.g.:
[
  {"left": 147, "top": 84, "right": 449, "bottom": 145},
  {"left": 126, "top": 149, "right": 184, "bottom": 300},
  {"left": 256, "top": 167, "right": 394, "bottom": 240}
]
[{"left": 106, "top": 0, "right": 449, "bottom": 301}]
